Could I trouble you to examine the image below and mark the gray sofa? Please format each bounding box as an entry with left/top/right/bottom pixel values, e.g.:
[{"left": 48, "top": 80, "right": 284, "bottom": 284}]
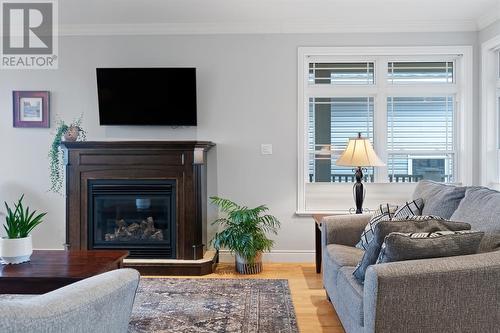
[
  {"left": 322, "top": 180, "right": 500, "bottom": 333},
  {"left": 0, "top": 268, "right": 140, "bottom": 333}
]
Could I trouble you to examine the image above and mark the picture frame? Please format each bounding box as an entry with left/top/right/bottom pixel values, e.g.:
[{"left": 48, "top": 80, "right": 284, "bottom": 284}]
[{"left": 13, "top": 91, "right": 50, "bottom": 128}]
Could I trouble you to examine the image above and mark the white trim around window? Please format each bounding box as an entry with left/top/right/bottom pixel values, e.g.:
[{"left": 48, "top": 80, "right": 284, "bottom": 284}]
[
  {"left": 481, "top": 36, "right": 500, "bottom": 186},
  {"left": 297, "top": 46, "right": 474, "bottom": 214}
]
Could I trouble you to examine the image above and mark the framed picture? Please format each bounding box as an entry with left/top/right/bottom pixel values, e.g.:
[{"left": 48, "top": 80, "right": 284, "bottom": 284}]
[{"left": 13, "top": 91, "right": 50, "bottom": 128}]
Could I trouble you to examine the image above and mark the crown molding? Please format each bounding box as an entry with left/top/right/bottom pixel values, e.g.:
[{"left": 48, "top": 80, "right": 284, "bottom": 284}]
[
  {"left": 59, "top": 19, "right": 478, "bottom": 36},
  {"left": 477, "top": 6, "right": 500, "bottom": 31}
]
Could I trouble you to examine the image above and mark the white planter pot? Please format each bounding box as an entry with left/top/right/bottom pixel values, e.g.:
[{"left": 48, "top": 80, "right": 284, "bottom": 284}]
[
  {"left": 0, "top": 235, "right": 33, "bottom": 264},
  {"left": 235, "top": 252, "right": 263, "bottom": 274}
]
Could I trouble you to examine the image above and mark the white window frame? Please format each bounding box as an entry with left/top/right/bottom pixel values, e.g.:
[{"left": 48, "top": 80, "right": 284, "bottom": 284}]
[
  {"left": 481, "top": 36, "right": 500, "bottom": 186},
  {"left": 297, "top": 46, "right": 473, "bottom": 214}
]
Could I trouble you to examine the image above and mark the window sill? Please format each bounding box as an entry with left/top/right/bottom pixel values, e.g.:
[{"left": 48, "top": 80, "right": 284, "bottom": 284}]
[
  {"left": 295, "top": 210, "right": 351, "bottom": 216},
  {"left": 301, "top": 182, "right": 418, "bottom": 213}
]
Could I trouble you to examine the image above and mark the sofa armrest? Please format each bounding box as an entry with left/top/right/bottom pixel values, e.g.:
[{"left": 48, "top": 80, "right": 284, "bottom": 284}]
[
  {"left": 321, "top": 214, "right": 371, "bottom": 247},
  {"left": 363, "top": 251, "right": 500, "bottom": 333}
]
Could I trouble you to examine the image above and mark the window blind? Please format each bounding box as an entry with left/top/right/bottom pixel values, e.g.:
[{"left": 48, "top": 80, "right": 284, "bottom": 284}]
[
  {"left": 309, "top": 62, "right": 374, "bottom": 85},
  {"left": 387, "top": 96, "right": 454, "bottom": 182},
  {"left": 388, "top": 62, "right": 454, "bottom": 84},
  {"left": 308, "top": 97, "right": 374, "bottom": 182}
]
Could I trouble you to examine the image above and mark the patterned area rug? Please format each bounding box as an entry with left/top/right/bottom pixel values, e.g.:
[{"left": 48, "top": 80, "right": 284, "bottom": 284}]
[{"left": 129, "top": 278, "right": 299, "bottom": 333}]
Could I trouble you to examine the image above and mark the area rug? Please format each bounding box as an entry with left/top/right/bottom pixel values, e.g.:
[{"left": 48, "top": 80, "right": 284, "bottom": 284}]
[{"left": 129, "top": 278, "right": 299, "bottom": 333}]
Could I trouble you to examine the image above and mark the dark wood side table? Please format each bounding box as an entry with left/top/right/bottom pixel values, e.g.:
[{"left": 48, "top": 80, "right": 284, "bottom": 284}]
[
  {"left": 313, "top": 214, "right": 329, "bottom": 274},
  {"left": 0, "top": 250, "right": 129, "bottom": 294}
]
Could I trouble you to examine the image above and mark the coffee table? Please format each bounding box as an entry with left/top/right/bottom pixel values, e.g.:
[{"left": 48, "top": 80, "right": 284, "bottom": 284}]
[{"left": 0, "top": 250, "right": 129, "bottom": 294}]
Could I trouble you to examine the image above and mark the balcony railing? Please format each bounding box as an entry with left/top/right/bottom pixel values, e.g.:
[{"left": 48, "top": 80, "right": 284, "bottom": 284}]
[
  {"left": 388, "top": 174, "right": 423, "bottom": 183},
  {"left": 308, "top": 174, "right": 374, "bottom": 183},
  {"left": 309, "top": 174, "right": 451, "bottom": 183}
]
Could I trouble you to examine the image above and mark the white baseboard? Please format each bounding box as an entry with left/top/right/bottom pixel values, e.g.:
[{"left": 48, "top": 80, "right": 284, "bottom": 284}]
[{"left": 217, "top": 250, "right": 315, "bottom": 263}]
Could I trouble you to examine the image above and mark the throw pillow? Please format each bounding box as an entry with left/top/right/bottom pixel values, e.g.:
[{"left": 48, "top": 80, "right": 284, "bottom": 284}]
[
  {"left": 355, "top": 203, "right": 398, "bottom": 250},
  {"left": 352, "top": 218, "right": 471, "bottom": 283},
  {"left": 392, "top": 198, "right": 424, "bottom": 219},
  {"left": 478, "top": 232, "right": 500, "bottom": 253},
  {"left": 412, "top": 180, "right": 466, "bottom": 219},
  {"left": 355, "top": 199, "right": 424, "bottom": 250},
  {"left": 376, "top": 230, "right": 484, "bottom": 264},
  {"left": 450, "top": 186, "right": 500, "bottom": 233}
]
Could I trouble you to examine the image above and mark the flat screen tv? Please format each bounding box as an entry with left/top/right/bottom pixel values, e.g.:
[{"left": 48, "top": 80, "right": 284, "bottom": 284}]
[{"left": 96, "top": 68, "right": 197, "bottom": 126}]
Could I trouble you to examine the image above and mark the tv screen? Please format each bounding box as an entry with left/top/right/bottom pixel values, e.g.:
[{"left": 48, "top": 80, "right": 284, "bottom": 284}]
[{"left": 96, "top": 68, "right": 197, "bottom": 126}]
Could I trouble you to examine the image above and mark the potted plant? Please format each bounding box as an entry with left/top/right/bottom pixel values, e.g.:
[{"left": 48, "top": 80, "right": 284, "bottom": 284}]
[
  {"left": 48, "top": 115, "right": 87, "bottom": 194},
  {"left": 210, "top": 197, "right": 280, "bottom": 274},
  {"left": 1, "top": 195, "right": 46, "bottom": 264}
]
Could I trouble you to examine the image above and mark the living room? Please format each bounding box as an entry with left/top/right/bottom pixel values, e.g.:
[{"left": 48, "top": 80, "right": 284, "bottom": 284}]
[{"left": 0, "top": 0, "right": 499, "bottom": 332}]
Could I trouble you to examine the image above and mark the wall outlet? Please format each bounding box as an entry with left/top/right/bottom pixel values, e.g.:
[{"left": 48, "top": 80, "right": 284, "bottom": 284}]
[{"left": 261, "top": 144, "right": 273, "bottom": 155}]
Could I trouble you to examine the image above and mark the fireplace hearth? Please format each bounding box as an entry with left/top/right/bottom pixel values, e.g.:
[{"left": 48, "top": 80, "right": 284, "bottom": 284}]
[
  {"left": 88, "top": 179, "right": 176, "bottom": 259},
  {"left": 62, "top": 141, "right": 216, "bottom": 275}
]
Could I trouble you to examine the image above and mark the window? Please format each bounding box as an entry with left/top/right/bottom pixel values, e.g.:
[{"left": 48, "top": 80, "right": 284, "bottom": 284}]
[
  {"left": 308, "top": 97, "right": 374, "bottom": 182},
  {"left": 480, "top": 36, "right": 500, "bottom": 186},
  {"left": 298, "top": 47, "right": 473, "bottom": 213},
  {"left": 305, "top": 58, "right": 458, "bottom": 184},
  {"left": 387, "top": 96, "right": 455, "bottom": 182},
  {"left": 497, "top": 51, "right": 500, "bottom": 148}
]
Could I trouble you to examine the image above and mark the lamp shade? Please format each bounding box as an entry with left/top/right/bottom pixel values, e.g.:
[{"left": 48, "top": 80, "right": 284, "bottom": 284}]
[{"left": 336, "top": 134, "right": 385, "bottom": 167}]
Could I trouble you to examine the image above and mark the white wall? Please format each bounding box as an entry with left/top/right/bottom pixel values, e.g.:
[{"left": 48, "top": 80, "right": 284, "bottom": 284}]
[
  {"left": 480, "top": 19, "right": 500, "bottom": 43},
  {"left": 0, "top": 31, "right": 478, "bottom": 261}
]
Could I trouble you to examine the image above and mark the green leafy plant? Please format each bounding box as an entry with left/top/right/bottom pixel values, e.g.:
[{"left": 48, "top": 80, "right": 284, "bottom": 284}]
[
  {"left": 4, "top": 195, "right": 46, "bottom": 239},
  {"left": 210, "top": 197, "right": 280, "bottom": 263},
  {"left": 48, "top": 115, "right": 87, "bottom": 194}
]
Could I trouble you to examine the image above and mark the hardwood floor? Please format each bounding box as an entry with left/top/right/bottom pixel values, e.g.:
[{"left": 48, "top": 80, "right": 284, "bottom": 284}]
[{"left": 145, "top": 263, "right": 345, "bottom": 333}]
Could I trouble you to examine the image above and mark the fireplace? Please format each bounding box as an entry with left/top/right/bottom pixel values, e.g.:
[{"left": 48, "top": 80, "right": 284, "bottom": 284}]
[
  {"left": 88, "top": 179, "right": 176, "bottom": 259},
  {"left": 62, "top": 141, "right": 216, "bottom": 275}
]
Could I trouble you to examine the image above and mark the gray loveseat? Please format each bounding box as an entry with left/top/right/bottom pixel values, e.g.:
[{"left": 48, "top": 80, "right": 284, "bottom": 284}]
[
  {"left": 322, "top": 180, "right": 500, "bottom": 333},
  {"left": 0, "top": 268, "right": 140, "bottom": 333}
]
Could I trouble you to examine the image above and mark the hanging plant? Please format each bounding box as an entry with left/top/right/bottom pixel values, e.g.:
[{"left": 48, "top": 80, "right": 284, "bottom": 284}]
[{"left": 48, "top": 115, "right": 87, "bottom": 194}]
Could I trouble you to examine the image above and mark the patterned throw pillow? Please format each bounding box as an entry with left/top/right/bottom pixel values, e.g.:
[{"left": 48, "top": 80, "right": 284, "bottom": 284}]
[
  {"left": 355, "top": 199, "right": 424, "bottom": 250},
  {"left": 392, "top": 198, "right": 424, "bottom": 219},
  {"left": 355, "top": 204, "right": 398, "bottom": 250},
  {"left": 376, "top": 230, "right": 484, "bottom": 264}
]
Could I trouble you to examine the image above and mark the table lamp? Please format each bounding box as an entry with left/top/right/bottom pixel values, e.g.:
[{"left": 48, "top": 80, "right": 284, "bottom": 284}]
[{"left": 336, "top": 133, "right": 385, "bottom": 214}]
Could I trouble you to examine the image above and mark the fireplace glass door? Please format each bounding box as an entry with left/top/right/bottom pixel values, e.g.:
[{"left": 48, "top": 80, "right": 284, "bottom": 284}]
[{"left": 88, "top": 179, "right": 176, "bottom": 258}]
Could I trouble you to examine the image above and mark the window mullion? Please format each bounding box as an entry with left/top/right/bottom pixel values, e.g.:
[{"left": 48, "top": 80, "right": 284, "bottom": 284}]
[
  {"left": 374, "top": 57, "right": 388, "bottom": 183},
  {"left": 305, "top": 85, "right": 377, "bottom": 97},
  {"left": 385, "top": 85, "right": 457, "bottom": 96}
]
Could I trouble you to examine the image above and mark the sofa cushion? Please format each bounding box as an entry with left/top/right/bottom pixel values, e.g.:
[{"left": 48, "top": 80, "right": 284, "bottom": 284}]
[
  {"left": 376, "top": 230, "right": 484, "bottom": 263},
  {"left": 325, "top": 244, "right": 364, "bottom": 272},
  {"left": 323, "top": 244, "right": 364, "bottom": 300},
  {"left": 336, "top": 266, "right": 364, "bottom": 326},
  {"left": 352, "top": 218, "right": 471, "bottom": 282},
  {"left": 412, "top": 180, "right": 466, "bottom": 219},
  {"left": 450, "top": 186, "right": 500, "bottom": 233}
]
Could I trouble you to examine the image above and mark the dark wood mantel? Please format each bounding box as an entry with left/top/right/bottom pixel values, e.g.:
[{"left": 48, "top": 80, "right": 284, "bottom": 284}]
[
  {"left": 61, "top": 140, "right": 215, "bottom": 150},
  {"left": 62, "top": 141, "right": 215, "bottom": 268}
]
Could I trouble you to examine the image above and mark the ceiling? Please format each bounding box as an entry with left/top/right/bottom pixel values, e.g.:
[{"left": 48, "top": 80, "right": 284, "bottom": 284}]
[{"left": 59, "top": 0, "right": 500, "bottom": 35}]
